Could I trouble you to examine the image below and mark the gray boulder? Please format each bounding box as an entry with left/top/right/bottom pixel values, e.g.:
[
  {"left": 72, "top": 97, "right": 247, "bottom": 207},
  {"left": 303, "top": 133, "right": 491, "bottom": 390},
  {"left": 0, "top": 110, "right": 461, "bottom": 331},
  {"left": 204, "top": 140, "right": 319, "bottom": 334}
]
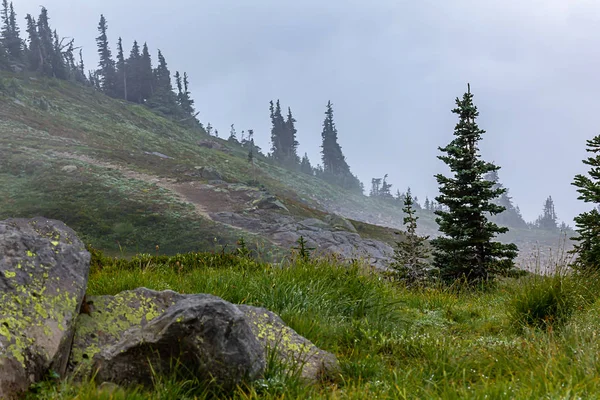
[
  {"left": 194, "top": 166, "right": 223, "bottom": 181},
  {"left": 0, "top": 217, "right": 90, "bottom": 399},
  {"left": 71, "top": 288, "right": 264, "bottom": 389},
  {"left": 239, "top": 306, "right": 339, "bottom": 383}
]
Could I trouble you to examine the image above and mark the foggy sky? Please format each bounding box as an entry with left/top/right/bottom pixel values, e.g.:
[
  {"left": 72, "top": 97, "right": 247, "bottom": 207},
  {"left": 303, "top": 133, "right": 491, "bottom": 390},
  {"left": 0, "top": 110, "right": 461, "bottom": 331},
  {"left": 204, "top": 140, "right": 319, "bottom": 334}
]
[{"left": 16, "top": 0, "right": 600, "bottom": 224}]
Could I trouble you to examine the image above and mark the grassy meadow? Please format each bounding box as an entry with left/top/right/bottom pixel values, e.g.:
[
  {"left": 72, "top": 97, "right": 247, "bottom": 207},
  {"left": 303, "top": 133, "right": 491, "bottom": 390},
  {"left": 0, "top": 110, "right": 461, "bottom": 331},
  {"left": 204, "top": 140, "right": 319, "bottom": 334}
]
[{"left": 25, "top": 246, "right": 600, "bottom": 400}]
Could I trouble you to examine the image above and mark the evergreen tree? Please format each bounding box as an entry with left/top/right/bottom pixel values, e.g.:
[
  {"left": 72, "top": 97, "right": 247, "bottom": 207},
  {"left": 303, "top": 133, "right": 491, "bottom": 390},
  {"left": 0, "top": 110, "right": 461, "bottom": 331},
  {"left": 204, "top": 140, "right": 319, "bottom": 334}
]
[
  {"left": 24, "top": 14, "right": 40, "bottom": 71},
  {"left": 146, "top": 49, "right": 180, "bottom": 115},
  {"left": 284, "top": 107, "right": 300, "bottom": 165},
  {"left": 95, "top": 14, "right": 117, "bottom": 96},
  {"left": 536, "top": 196, "right": 558, "bottom": 230},
  {"left": 50, "top": 29, "right": 67, "bottom": 79},
  {"left": 115, "top": 36, "right": 127, "bottom": 99},
  {"left": 424, "top": 196, "right": 431, "bottom": 211},
  {"left": 300, "top": 153, "right": 313, "bottom": 175},
  {"left": 228, "top": 123, "right": 238, "bottom": 143},
  {"left": 319, "top": 101, "right": 362, "bottom": 192},
  {"left": 392, "top": 192, "right": 431, "bottom": 285},
  {"left": 126, "top": 40, "right": 141, "bottom": 102},
  {"left": 431, "top": 84, "right": 518, "bottom": 284},
  {"left": 269, "top": 100, "right": 286, "bottom": 162},
  {"left": 370, "top": 178, "right": 382, "bottom": 197},
  {"left": 380, "top": 174, "right": 393, "bottom": 198},
  {"left": 1, "top": 1, "right": 22, "bottom": 61},
  {"left": 571, "top": 135, "right": 600, "bottom": 270},
  {"left": 36, "top": 7, "right": 54, "bottom": 77},
  {"left": 181, "top": 72, "right": 195, "bottom": 116},
  {"left": 139, "top": 42, "right": 153, "bottom": 102}
]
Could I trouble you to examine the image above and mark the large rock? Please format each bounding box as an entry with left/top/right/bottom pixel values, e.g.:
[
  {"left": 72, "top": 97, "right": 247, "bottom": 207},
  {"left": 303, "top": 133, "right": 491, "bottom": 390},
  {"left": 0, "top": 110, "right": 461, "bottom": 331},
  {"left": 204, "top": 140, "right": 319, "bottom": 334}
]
[
  {"left": 239, "top": 306, "right": 339, "bottom": 383},
  {"left": 0, "top": 217, "right": 90, "bottom": 399},
  {"left": 71, "top": 288, "right": 339, "bottom": 387},
  {"left": 71, "top": 288, "right": 264, "bottom": 389}
]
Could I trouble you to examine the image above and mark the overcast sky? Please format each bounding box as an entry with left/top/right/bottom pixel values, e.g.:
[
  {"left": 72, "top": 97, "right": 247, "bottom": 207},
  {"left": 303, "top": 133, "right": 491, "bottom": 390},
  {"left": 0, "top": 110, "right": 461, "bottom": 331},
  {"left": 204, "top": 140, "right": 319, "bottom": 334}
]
[{"left": 16, "top": 0, "right": 600, "bottom": 224}]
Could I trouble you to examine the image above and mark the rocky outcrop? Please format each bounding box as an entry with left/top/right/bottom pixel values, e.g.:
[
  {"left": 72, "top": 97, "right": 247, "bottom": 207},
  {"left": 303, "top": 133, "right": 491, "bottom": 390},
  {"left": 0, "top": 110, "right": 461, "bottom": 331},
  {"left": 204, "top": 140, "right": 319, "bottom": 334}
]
[
  {"left": 211, "top": 211, "right": 393, "bottom": 268},
  {"left": 0, "top": 217, "right": 90, "bottom": 400}
]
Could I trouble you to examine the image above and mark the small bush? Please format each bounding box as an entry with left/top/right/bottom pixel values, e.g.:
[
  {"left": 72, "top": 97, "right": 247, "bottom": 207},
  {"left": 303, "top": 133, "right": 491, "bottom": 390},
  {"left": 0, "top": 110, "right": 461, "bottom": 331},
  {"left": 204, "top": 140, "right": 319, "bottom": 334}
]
[{"left": 508, "top": 271, "right": 593, "bottom": 331}]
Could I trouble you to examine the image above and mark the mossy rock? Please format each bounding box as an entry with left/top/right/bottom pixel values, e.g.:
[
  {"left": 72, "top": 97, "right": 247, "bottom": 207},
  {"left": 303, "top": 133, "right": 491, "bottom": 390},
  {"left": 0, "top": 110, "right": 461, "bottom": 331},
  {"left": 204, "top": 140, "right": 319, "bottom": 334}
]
[{"left": 0, "top": 217, "right": 90, "bottom": 400}]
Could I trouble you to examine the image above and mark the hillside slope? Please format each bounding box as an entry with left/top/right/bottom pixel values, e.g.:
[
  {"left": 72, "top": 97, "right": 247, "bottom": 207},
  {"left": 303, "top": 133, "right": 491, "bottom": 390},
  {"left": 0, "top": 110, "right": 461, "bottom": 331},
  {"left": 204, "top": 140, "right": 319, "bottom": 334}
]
[{"left": 0, "top": 72, "right": 570, "bottom": 266}]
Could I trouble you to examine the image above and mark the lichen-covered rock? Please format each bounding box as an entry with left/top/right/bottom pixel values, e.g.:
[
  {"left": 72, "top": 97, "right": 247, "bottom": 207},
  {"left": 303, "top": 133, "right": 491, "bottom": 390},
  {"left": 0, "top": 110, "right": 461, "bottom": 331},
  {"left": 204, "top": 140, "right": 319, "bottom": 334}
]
[
  {"left": 238, "top": 305, "right": 340, "bottom": 383},
  {"left": 71, "top": 288, "right": 265, "bottom": 389},
  {"left": 0, "top": 217, "right": 90, "bottom": 400}
]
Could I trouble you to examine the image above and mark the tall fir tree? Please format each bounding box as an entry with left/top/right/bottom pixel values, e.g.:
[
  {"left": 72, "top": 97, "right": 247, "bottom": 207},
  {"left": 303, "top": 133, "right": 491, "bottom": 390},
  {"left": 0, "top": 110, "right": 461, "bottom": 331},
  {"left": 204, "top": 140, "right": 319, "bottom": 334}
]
[
  {"left": 571, "top": 134, "right": 600, "bottom": 270},
  {"left": 392, "top": 192, "right": 431, "bottom": 285},
  {"left": 484, "top": 170, "right": 527, "bottom": 228},
  {"left": 300, "top": 153, "right": 313, "bottom": 175},
  {"left": 36, "top": 7, "right": 54, "bottom": 77},
  {"left": 50, "top": 29, "right": 67, "bottom": 79},
  {"left": 146, "top": 49, "right": 179, "bottom": 115},
  {"left": 536, "top": 196, "right": 558, "bottom": 230},
  {"left": 284, "top": 107, "right": 300, "bottom": 166},
  {"left": 181, "top": 72, "right": 195, "bottom": 116},
  {"left": 1, "top": 1, "right": 22, "bottom": 61},
  {"left": 431, "top": 84, "right": 518, "bottom": 284},
  {"left": 319, "top": 101, "right": 362, "bottom": 192},
  {"left": 95, "top": 14, "right": 117, "bottom": 96},
  {"left": 126, "top": 40, "right": 142, "bottom": 102},
  {"left": 25, "top": 14, "right": 41, "bottom": 72},
  {"left": 115, "top": 36, "right": 127, "bottom": 99},
  {"left": 269, "top": 100, "right": 286, "bottom": 162},
  {"left": 139, "top": 42, "right": 153, "bottom": 102}
]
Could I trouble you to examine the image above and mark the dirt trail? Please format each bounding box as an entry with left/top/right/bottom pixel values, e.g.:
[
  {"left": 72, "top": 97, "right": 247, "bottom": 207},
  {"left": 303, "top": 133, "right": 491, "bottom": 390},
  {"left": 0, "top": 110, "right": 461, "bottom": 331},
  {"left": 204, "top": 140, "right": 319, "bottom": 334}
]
[{"left": 52, "top": 152, "right": 213, "bottom": 219}]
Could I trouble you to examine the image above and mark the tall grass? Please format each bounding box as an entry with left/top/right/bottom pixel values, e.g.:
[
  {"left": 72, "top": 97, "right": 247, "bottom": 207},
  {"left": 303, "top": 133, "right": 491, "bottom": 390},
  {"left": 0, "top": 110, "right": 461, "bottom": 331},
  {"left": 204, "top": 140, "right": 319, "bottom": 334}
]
[{"left": 29, "top": 249, "right": 600, "bottom": 399}]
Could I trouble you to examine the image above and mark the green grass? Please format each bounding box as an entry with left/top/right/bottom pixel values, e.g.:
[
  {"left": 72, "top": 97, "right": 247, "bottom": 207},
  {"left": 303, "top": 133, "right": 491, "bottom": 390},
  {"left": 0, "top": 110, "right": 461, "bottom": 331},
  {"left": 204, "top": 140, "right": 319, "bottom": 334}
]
[{"left": 26, "top": 249, "right": 600, "bottom": 399}]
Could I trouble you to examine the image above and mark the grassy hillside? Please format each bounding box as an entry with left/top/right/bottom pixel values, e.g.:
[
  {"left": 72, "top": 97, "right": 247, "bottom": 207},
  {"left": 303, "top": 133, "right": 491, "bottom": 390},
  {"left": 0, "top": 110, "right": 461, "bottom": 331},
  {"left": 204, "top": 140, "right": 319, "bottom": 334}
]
[
  {"left": 0, "top": 71, "right": 571, "bottom": 263},
  {"left": 27, "top": 249, "right": 600, "bottom": 399}
]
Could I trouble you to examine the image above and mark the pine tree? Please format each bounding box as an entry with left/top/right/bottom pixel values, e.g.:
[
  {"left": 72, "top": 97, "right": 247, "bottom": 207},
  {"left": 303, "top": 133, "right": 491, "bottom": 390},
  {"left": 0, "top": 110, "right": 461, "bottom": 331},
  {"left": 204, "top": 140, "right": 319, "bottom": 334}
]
[
  {"left": 392, "top": 192, "right": 431, "bottom": 285},
  {"left": 126, "top": 40, "right": 141, "bottom": 102},
  {"left": 431, "top": 84, "right": 518, "bottom": 284},
  {"left": 50, "top": 29, "right": 67, "bottom": 79},
  {"left": 370, "top": 178, "right": 382, "bottom": 197},
  {"left": 146, "top": 49, "right": 180, "bottom": 115},
  {"left": 269, "top": 100, "right": 286, "bottom": 162},
  {"left": 36, "top": 7, "right": 54, "bottom": 77},
  {"left": 228, "top": 123, "right": 238, "bottom": 143},
  {"left": 319, "top": 101, "right": 362, "bottom": 192},
  {"left": 95, "top": 14, "right": 117, "bottom": 96},
  {"left": 536, "top": 196, "right": 558, "bottom": 230},
  {"left": 284, "top": 107, "right": 300, "bottom": 166},
  {"left": 424, "top": 196, "right": 431, "bottom": 211},
  {"left": 181, "top": 72, "right": 195, "bottom": 116},
  {"left": 139, "top": 42, "right": 153, "bottom": 102},
  {"left": 300, "top": 153, "right": 313, "bottom": 175},
  {"left": 115, "top": 37, "right": 127, "bottom": 99},
  {"left": 1, "top": 1, "right": 22, "bottom": 61},
  {"left": 24, "top": 14, "right": 40, "bottom": 72},
  {"left": 380, "top": 174, "right": 393, "bottom": 198},
  {"left": 570, "top": 135, "right": 600, "bottom": 270},
  {"left": 484, "top": 170, "right": 527, "bottom": 228}
]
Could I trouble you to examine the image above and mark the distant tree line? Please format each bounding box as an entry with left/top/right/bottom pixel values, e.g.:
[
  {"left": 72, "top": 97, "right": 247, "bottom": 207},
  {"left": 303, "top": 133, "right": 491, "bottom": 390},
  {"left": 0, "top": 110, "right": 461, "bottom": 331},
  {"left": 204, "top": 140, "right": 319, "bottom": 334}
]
[{"left": 0, "top": 4, "right": 199, "bottom": 126}]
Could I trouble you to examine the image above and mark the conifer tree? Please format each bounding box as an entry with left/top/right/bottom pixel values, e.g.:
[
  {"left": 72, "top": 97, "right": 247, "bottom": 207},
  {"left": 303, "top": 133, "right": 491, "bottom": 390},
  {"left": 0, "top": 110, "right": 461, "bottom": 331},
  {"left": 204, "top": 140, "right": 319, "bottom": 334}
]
[
  {"left": 228, "top": 123, "right": 238, "bottom": 143},
  {"left": 50, "top": 29, "right": 67, "bottom": 79},
  {"left": 180, "top": 72, "right": 195, "bottom": 116},
  {"left": 284, "top": 107, "right": 300, "bottom": 166},
  {"left": 95, "top": 14, "right": 117, "bottom": 96},
  {"left": 424, "top": 196, "right": 430, "bottom": 211},
  {"left": 300, "top": 153, "right": 313, "bottom": 175},
  {"left": 146, "top": 50, "right": 180, "bottom": 115},
  {"left": 269, "top": 100, "right": 286, "bottom": 162},
  {"left": 570, "top": 134, "right": 600, "bottom": 270},
  {"left": 36, "top": 7, "right": 54, "bottom": 77},
  {"left": 431, "top": 84, "right": 518, "bottom": 284},
  {"left": 392, "top": 192, "right": 431, "bottom": 285},
  {"left": 115, "top": 37, "right": 127, "bottom": 99},
  {"left": 319, "top": 101, "right": 362, "bottom": 192},
  {"left": 139, "top": 42, "right": 153, "bottom": 102},
  {"left": 24, "top": 14, "right": 40, "bottom": 71},
  {"left": 536, "top": 196, "right": 558, "bottom": 230},
  {"left": 126, "top": 40, "right": 141, "bottom": 102},
  {"left": 1, "top": 1, "right": 21, "bottom": 61}
]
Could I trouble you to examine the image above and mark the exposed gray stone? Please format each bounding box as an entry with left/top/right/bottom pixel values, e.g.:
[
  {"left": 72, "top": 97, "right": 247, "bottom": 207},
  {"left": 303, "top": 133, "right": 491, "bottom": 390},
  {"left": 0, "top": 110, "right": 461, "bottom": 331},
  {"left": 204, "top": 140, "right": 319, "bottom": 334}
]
[{"left": 0, "top": 217, "right": 90, "bottom": 400}]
